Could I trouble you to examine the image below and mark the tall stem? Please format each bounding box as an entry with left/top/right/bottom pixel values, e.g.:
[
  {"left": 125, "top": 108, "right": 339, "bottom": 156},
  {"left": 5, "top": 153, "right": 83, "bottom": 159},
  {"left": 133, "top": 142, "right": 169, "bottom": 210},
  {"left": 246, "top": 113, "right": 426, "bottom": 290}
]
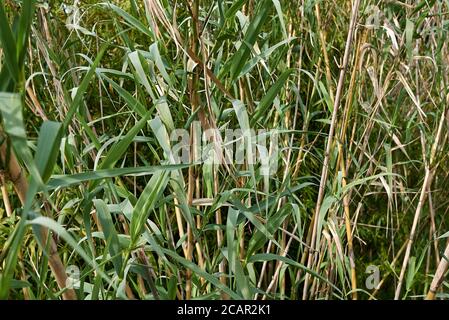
[
  {"left": 0, "top": 135, "right": 77, "bottom": 300},
  {"left": 303, "top": 0, "right": 361, "bottom": 299}
]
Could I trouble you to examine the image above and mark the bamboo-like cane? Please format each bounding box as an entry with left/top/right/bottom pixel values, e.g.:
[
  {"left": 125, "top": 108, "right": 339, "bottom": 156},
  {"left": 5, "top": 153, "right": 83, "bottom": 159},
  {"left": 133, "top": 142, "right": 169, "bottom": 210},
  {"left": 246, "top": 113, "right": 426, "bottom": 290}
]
[
  {"left": 0, "top": 135, "right": 77, "bottom": 300},
  {"left": 395, "top": 108, "right": 446, "bottom": 299},
  {"left": 426, "top": 242, "right": 449, "bottom": 300},
  {"left": 303, "top": 0, "right": 361, "bottom": 299}
]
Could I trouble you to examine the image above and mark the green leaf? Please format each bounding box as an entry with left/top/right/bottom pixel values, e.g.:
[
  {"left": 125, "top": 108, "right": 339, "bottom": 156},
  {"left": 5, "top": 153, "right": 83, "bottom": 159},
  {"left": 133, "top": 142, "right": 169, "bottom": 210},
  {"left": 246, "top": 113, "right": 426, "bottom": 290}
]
[
  {"left": 226, "top": 208, "right": 251, "bottom": 299},
  {"left": 238, "top": 37, "right": 296, "bottom": 79},
  {"left": 0, "top": 3, "right": 19, "bottom": 83},
  {"left": 128, "top": 50, "right": 155, "bottom": 100},
  {"left": 230, "top": 200, "right": 281, "bottom": 250},
  {"left": 9, "top": 279, "right": 31, "bottom": 289},
  {"left": 16, "top": 0, "right": 36, "bottom": 66},
  {"left": 93, "top": 199, "right": 123, "bottom": 276},
  {"left": 438, "top": 230, "right": 449, "bottom": 239},
  {"left": 100, "top": 75, "right": 147, "bottom": 117},
  {"left": 100, "top": 2, "right": 153, "bottom": 38},
  {"left": 48, "top": 164, "right": 190, "bottom": 189},
  {"left": 162, "top": 248, "right": 242, "bottom": 300},
  {"left": 130, "top": 171, "right": 170, "bottom": 244},
  {"left": 406, "top": 256, "right": 416, "bottom": 291},
  {"left": 34, "top": 121, "right": 62, "bottom": 183},
  {"left": 99, "top": 112, "right": 151, "bottom": 170},
  {"left": 227, "top": 0, "right": 272, "bottom": 80},
  {"left": 149, "top": 42, "right": 172, "bottom": 86},
  {"left": 224, "top": 0, "right": 246, "bottom": 19},
  {"left": 271, "top": 0, "right": 287, "bottom": 39},
  {"left": 316, "top": 195, "right": 336, "bottom": 249},
  {"left": 251, "top": 69, "right": 293, "bottom": 125},
  {"left": 246, "top": 205, "right": 289, "bottom": 257},
  {"left": 62, "top": 44, "right": 108, "bottom": 133},
  {"left": 0, "top": 219, "right": 27, "bottom": 299}
]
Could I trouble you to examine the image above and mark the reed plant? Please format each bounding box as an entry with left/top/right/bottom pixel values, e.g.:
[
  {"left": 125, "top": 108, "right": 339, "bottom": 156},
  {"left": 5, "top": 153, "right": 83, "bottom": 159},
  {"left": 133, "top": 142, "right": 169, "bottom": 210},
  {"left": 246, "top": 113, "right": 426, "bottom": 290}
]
[{"left": 0, "top": 0, "right": 449, "bottom": 300}]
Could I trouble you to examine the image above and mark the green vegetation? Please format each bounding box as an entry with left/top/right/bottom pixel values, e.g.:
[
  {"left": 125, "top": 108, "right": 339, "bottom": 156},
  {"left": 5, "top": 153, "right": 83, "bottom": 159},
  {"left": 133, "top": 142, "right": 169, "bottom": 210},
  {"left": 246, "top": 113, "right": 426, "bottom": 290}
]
[{"left": 0, "top": 0, "right": 449, "bottom": 300}]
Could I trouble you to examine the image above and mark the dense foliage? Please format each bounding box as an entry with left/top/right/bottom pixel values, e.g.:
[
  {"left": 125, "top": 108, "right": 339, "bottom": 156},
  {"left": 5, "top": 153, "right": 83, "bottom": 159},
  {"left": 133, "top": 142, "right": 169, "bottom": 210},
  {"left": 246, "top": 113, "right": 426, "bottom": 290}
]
[{"left": 0, "top": 0, "right": 449, "bottom": 300}]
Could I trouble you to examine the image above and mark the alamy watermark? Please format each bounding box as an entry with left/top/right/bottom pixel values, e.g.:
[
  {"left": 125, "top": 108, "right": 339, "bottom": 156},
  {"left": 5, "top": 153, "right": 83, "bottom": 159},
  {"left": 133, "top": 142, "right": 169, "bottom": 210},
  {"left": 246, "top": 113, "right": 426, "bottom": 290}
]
[
  {"left": 365, "top": 265, "right": 380, "bottom": 290},
  {"left": 66, "top": 265, "right": 80, "bottom": 289},
  {"left": 167, "top": 121, "right": 279, "bottom": 176}
]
